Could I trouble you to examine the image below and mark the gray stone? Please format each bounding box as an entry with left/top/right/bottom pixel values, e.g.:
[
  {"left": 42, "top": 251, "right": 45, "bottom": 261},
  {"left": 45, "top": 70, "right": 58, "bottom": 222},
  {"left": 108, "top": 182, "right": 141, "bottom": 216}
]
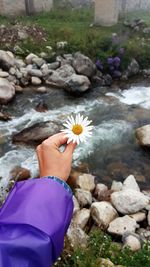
[
  {"left": 111, "top": 189, "right": 149, "bottom": 214},
  {"left": 91, "top": 201, "right": 118, "bottom": 229},
  {"left": 47, "top": 62, "right": 60, "bottom": 70},
  {"left": 66, "top": 73, "right": 91, "bottom": 93},
  {"left": 0, "top": 78, "right": 15, "bottom": 104},
  {"left": 32, "top": 57, "right": 45, "bottom": 67},
  {"left": 28, "top": 69, "right": 43, "bottom": 78},
  {"left": 36, "top": 86, "right": 47, "bottom": 93},
  {"left": 31, "top": 77, "right": 42, "bottom": 85},
  {"left": 108, "top": 215, "right": 139, "bottom": 236},
  {"left": 127, "top": 59, "right": 140, "bottom": 77},
  {"left": 73, "top": 208, "right": 90, "bottom": 229},
  {"left": 13, "top": 121, "right": 62, "bottom": 144},
  {"left": 143, "top": 69, "right": 150, "bottom": 76},
  {"left": 129, "top": 212, "right": 146, "bottom": 222},
  {"left": 122, "top": 175, "right": 140, "bottom": 192},
  {"left": 46, "top": 71, "right": 66, "bottom": 88},
  {"left": 0, "top": 71, "right": 9, "bottom": 78},
  {"left": 56, "top": 64, "right": 75, "bottom": 78},
  {"left": 75, "top": 189, "right": 92, "bottom": 207},
  {"left": 136, "top": 124, "right": 150, "bottom": 147},
  {"left": 73, "top": 52, "right": 96, "bottom": 77},
  {"left": 76, "top": 173, "right": 95, "bottom": 192},
  {"left": 9, "top": 67, "right": 16, "bottom": 76},
  {"left": 25, "top": 53, "right": 38, "bottom": 65},
  {"left": 0, "top": 50, "right": 15, "bottom": 71},
  {"left": 67, "top": 223, "right": 88, "bottom": 248},
  {"left": 73, "top": 196, "right": 80, "bottom": 214}
]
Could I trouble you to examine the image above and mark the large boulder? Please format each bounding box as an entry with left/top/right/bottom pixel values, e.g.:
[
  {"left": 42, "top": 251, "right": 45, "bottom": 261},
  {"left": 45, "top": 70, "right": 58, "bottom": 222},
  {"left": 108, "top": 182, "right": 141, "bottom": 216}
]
[
  {"left": 0, "top": 78, "right": 15, "bottom": 104},
  {"left": 73, "top": 52, "right": 96, "bottom": 77},
  {"left": 111, "top": 189, "right": 149, "bottom": 214},
  {"left": 13, "top": 121, "right": 62, "bottom": 145},
  {"left": 136, "top": 124, "right": 150, "bottom": 147},
  {"left": 66, "top": 73, "right": 91, "bottom": 93},
  {"left": 0, "top": 50, "right": 15, "bottom": 71}
]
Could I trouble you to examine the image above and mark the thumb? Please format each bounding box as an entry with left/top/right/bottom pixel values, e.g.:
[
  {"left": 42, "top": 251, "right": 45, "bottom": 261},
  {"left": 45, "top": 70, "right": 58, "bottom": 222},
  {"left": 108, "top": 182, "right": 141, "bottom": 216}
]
[{"left": 65, "top": 141, "right": 77, "bottom": 156}]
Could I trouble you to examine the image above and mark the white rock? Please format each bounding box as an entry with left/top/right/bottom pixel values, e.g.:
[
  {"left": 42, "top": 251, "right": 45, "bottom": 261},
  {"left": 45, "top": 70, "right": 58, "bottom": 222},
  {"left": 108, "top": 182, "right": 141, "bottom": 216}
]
[
  {"left": 0, "top": 71, "right": 9, "bottom": 78},
  {"left": 67, "top": 224, "right": 88, "bottom": 248},
  {"left": 36, "top": 86, "right": 47, "bottom": 93},
  {"left": 0, "top": 78, "right": 15, "bottom": 104},
  {"left": 73, "top": 208, "right": 90, "bottom": 229},
  {"left": 129, "top": 212, "right": 146, "bottom": 222},
  {"left": 123, "top": 235, "right": 141, "bottom": 251},
  {"left": 73, "top": 196, "right": 80, "bottom": 214},
  {"left": 108, "top": 215, "right": 139, "bottom": 236},
  {"left": 91, "top": 201, "right": 118, "bottom": 229},
  {"left": 31, "top": 77, "right": 42, "bottom": 85},
  {"left": 111, "top": 189, "right": 149, "bottom": 214},
  {"left": 0, "top": 50, "right": 15, "bottom": 70},
  {"left": 122, "top": 175, "right": 140, "bottom": 192},
  {"left": 148, "top": 211, "right": 150, "bottom": 226},
  {"left": 77, "top": 173, "right": 95, "bottom": 192},
  {"left": 111, "top": 181, "right": 123, "bottom": 192},
  {"left": 25, "top": 53, "right": 38, "bottom": 65},
  {"left": 9, "top": 67, "right": 16, "bottom": 76},
  {"left": 136, "top": 124, "right": 150, "bottom": 147},
  {"left": 75, "top": 189, "right": 92, "bottom": 207}
]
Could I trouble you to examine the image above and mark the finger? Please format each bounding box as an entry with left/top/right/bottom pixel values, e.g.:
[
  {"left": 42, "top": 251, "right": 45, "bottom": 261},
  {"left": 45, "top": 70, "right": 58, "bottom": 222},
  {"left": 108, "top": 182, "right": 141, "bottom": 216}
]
[
  {"left": 43, "top": 132, "right": 68, "bottom": 148},
  {"left": 64, "top": 141, "right": 77, "bottom": 156}
]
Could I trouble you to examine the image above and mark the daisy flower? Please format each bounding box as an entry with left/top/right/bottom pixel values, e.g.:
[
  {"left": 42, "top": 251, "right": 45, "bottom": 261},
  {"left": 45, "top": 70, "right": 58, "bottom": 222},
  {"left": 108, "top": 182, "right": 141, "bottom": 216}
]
[{"left": 62, "top": 114, "right": 93, "bottom": 145}]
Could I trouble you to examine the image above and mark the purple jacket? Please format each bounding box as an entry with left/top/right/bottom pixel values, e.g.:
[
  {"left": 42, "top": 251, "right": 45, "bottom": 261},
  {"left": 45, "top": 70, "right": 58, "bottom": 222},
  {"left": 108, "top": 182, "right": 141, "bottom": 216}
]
[{"left": 0, "top": 177, "right": 73, "bottom": 267}]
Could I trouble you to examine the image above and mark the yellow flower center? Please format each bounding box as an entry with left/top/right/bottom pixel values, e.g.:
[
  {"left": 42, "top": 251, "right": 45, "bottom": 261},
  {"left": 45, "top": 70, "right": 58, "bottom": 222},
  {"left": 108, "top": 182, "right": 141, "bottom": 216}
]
[{"left": 72, "top": 124, "right": 83, "bottom": 135}]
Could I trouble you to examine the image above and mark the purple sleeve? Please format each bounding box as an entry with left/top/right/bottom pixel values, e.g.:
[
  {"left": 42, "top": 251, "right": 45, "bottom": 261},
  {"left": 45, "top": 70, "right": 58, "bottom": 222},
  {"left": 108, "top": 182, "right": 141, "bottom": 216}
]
[{"left": 0, "top": 178, "right": 73, "bottom": 267}]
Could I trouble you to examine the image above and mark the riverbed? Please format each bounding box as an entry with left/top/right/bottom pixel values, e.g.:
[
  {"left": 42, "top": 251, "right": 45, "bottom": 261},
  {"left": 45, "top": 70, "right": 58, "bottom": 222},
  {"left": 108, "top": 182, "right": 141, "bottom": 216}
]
[{"left": 0, "top": 81, "right": 150, "bottom": 195}]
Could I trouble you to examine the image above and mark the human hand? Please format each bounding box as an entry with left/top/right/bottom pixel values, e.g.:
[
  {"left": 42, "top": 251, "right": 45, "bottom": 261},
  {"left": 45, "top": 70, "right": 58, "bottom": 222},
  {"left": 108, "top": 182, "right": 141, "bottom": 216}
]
[{"left": 36, "top": 133, "right": 76, "bottom": 182}]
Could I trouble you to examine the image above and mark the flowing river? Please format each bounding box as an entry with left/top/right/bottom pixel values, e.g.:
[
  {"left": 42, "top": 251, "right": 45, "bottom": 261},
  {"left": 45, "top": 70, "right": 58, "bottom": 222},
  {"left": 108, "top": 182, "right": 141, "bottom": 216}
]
[{"left": 0, "top": 81, "right": 150, "bottom": 197}]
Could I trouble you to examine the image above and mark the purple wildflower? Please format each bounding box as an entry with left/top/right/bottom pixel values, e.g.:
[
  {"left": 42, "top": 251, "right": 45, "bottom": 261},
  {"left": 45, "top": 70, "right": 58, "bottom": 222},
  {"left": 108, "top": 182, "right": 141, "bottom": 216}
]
[
  {"left": 113, "top": 57, "right": 121, "bottom": 68},
  {"left": 96, "top": 59, "right": 104, "bottom": 71},
  {"left": 119, "top": 47, "right": 125, "bottom": 55},
  {"left": 107, "top": 57, "right": 113, "bottom": 65}
]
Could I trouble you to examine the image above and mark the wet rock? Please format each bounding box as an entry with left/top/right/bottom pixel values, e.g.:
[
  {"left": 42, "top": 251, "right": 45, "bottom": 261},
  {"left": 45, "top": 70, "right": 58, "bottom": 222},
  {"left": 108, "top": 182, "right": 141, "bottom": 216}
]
[
  {"left": 0, "top": 78, "right": 15, "bottom": 104},
  {"left": 103, "top": 74, "right": 113, "bottom": 86},
  {"left": 73, "top": 52, "right": 96, "bottom": 78},
  {"left": 67, "top": 223, "right": 88, "bottom": 248},
  {"left": 107, "top": 161, "right": 129, "bottom": 179},
  {"left": 73, "top": 196, "right": 80, "bottom": 214},
  {"left": 94, "top": 183, "right": 109, "bottom": 200},
  {"left": 123, "top": 233, "right": 141, "bottom": 251},
  {"left": 9, "top": 166, "right": 31, "bottom": 182},
  {"left": 73, "top": 208, "right": 90, "bottom": 229},
  {"left": 129, "top": 212, "right": 146, "bottom": 222},
  {"left": 66, "top": 73, "right": 91, "bottom": 93},
  {"left": 15, "top": 85, "right": 23, "bottom": 93},
  {"left": 13, "top": 121, "right": 62, "bottom": 145},
  {"left": 91, "top": 202, "right": 118, "bottom": 229},
  {"left": 136, "top": 124, "right": 150, "bottom": 147},
  {"left": 0, "top": 50, "right": 15, "bottom": 71},
  {"left": 108, "top": 216, "right": 139, "bottom": 236},
  {"left": 111, "top": 181, "right": 123, "bottom": 192},
  {"left": 75, "top": 189, "right": 92, "bottom": 207},
  {"left": 0, "top": 111, "right": 12, "bottom": 121},
  {"left": 122, "top": 175, "right": 140, "bottom": 192},
  {"left": 31, "top": 77, "right": 42, "bottom": 85},
  {"left": 76, "top": 173, "right": 95, "bottom": 192},
  {"left": 0, "top": 71, "right": 9, "bottom": 78},
  {"left": 111, "top": 189, "right": 149, "bottom": 214},
  {"left": 47, "top": 62, "right": 60, "bottom": 70},
  {"left": 35, "top": 100, "right": 48, "bottom": 112},
  {"left": 126, "top": 59, "right": 140, "bottom": 77}
]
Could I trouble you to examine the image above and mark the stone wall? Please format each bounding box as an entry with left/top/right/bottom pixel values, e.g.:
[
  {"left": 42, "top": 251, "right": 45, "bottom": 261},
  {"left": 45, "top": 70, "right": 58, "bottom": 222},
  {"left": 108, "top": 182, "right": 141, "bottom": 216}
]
[
  {"left": 94, "top": 0, "right": 119, "bottom": 26},
  {"left": 120, "top": 0, "right": 150, "bottom": 12},
  {"left": 0, "top": 0, "right": 53, "bottom": 16}
]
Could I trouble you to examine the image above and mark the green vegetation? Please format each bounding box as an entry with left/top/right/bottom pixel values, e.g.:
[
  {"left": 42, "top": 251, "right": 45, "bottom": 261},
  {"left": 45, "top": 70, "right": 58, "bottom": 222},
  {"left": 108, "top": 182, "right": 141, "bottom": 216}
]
[
  {"left": 56, "top": 229, "right": 150, "bottom": 267},
  {"left": 0, "top": 5, "right": 150, "bottom": 69}
]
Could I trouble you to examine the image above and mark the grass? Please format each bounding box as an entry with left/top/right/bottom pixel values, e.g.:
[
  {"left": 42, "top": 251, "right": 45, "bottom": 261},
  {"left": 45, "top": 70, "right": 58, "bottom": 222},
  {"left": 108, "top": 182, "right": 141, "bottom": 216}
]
[
  {"left": 55, "top": 229, "right": 150, "bottom": 267},
  {"left": 0, "top": 5, "right": 150, "bottom": 69}
]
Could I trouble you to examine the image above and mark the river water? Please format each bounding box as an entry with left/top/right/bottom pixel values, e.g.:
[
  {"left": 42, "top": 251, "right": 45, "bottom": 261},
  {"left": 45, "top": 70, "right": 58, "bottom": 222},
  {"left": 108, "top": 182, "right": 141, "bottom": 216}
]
[{"left": 0, "top": 81, "right": 150, "bottom": 195}]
